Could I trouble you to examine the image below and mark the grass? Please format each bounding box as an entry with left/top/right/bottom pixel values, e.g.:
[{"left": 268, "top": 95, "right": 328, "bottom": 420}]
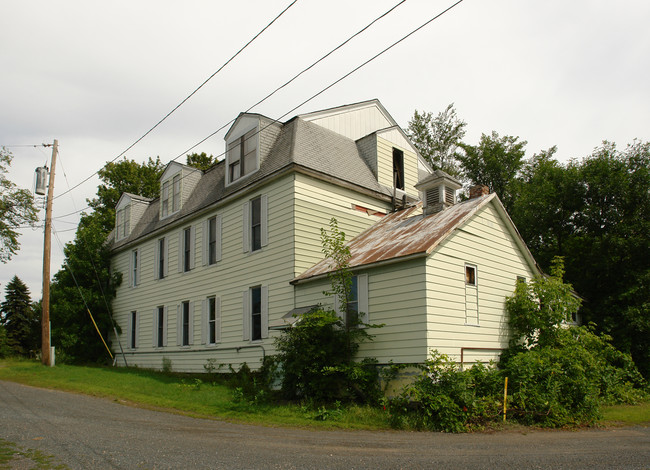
[
  {"left": 0, "top": 358, "right": 391, "bottom": 430},
  {"left": 600, "top": 401, "right": 650, "bottom": 426}
]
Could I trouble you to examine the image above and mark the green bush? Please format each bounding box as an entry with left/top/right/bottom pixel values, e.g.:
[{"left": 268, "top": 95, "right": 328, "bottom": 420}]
[
  {"left": 386, "top": 352, "right": 503, "bottom": 432},
  {"left": 274, "top": 308, "right": 380, "bottom": 404}
]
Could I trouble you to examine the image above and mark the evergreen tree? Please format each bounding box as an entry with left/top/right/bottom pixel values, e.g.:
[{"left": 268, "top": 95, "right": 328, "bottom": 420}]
[{"left": 0, "top": 275, "right": 39, "bottom": 356}]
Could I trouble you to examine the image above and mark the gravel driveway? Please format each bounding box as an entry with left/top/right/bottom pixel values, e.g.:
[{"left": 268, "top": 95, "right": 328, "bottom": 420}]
[{"left": 1, "top": 380, "right": 649, "bottom": 469}]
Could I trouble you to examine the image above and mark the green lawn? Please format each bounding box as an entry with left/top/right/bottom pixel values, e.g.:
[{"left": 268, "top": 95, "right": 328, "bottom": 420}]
[
  {"left": 601, "top": 401, "right": 650, "bottom": 426},
  {"left": 0, "top": 359, "right": 390, "bottom": 430}
]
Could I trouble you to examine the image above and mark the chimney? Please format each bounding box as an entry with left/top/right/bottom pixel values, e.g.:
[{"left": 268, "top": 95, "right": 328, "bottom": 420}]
[
  {"left": 469, "top": 185, "right": 489, "bottom": 199},
  {"left": 415, "top": 170, "right": 462, "bottom": 215}
]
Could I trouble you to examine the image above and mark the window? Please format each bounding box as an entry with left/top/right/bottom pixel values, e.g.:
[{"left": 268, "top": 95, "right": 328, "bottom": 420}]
[
  {"left": 161, "top": 180, "right": 170, "bottom": 218},
  {"left": 465, "top": 265, "right": 477, "bottom": 286},
  {"left": 183, "top": 227, "right": 191, "bottom": 272},
  {"left": 172, "top": 174, "right": 181, "bottom": 212},
  {"left": 227, "top": 128, "right": 258, "bottom": 183},
  {"left": 203, "top": 216, "right": 221, "bottom": 266},
  {"left": 178, "top": 301, "right": 193, "bottom": 347},
  {"left": 335, "top": 274, "right": 369, "bottom": 327},
  {"left": 128, "top": 310, "right": 138, "bottom": 349},
  {"left": 243, "top": 195, "right": 267, "bottom": 253},
  {"left": 203, "top": 296, "right": 220, "bottom": 345},
  {"left": 242, "top": 286, "right": 268, "bottom": 341},
  {"left": 130, "top": 249, "right": 140, "bottom": 287},
  {"left": 178, "top": 226, "right": 195, "bottom": 272},
  {"left": 393, "top": 148, "right": 405, "bottom": 190},
  {"left": 153, "top": 306, "right": 167, "bottom": 348},
  {"left": 251, "top": 286, "right": 262, "bottom": 341},
  {"left": 116, "top": 205, "right": 131, "bottom": 240},
  {"left": 465, "top": 264, "right": 479, "bottom": 325},
  {"left": 251, "top": 197, "right": 262, "bottom": 252},
  {"left": 155, "top": 237, "right": 167, "bottom": 280}
]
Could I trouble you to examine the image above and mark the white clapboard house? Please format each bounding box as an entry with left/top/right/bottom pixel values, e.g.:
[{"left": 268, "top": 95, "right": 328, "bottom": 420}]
[{"left": 109, "top": 99, "right": 539, "bottom": 372}]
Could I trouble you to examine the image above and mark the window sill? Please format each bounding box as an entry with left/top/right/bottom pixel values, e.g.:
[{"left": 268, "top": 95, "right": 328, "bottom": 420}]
[{"left": 464, "top": 323, "right": 480, "bottom": 328}]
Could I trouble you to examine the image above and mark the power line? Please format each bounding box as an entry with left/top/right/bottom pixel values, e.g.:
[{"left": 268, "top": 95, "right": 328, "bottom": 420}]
[
  {"left": 168, "top": 0, "right": 466, "bottom": 166},
  {"left": 53, "top": 0, "right": 299, "bottom": 202}
]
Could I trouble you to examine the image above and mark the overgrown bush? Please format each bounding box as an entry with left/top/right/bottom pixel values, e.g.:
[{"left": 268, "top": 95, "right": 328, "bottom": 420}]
[
  {"left": 274, "top": 308, "right": 380, "bottom": 403},
  {"left": 385, "top": 352, "right": 503, "bottom": 432}
]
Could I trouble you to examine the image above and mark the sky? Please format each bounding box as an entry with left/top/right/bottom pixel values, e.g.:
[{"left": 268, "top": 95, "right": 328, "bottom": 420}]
[{"left": 1, "top": 0, "right": 649, "bottom": 303}]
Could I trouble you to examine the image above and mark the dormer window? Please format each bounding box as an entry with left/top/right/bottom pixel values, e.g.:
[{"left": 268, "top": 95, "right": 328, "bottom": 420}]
[
  {"left": 116, "top": 205, "right": 130, "bottom": 241},
  {"left": 227, "top": 128, "right": 258, "bottom": 184},
  {"left": 393, "top": 148, "right": 404, "bottom": 190},
  {"left": 161, "top": 173, "right": 182, "bottom": 218}
]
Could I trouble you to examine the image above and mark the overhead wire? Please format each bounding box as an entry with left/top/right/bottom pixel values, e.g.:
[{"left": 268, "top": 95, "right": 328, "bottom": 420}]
[{"left": 53, "top": 0, "right": 299, "bottom": 202}]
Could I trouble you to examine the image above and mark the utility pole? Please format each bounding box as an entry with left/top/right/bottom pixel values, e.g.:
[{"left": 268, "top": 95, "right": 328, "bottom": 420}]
[{"left": 41, "top": 139, "right": 57, "bottom": 366}]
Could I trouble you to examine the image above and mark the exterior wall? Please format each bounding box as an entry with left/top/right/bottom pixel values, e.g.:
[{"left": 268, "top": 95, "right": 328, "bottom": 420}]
[
  {"left": 303, "top": 104, "right": 393, "bottom": 141},
  {"left": 111, "top": 174, "right": 297, "bottom": 372},
  {"left": 293, "top": 172, "right": 390, "bottom": 276},
  {"left": 293, "top": 257, "right": 429, "bottom": 364},
  {"left": 110, "top": 171, "right": 393, "bottom": 372},
  {"left": 376, "top": 136, "right": 419, "bottom": 199},
  {"left": 424, "top": 202, "right": 536, "bottom": 365}
]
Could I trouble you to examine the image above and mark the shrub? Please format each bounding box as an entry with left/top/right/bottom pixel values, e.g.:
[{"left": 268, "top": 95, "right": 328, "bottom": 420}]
[{"left": 385, "top": 352, "right": 503, "bottom": 432}]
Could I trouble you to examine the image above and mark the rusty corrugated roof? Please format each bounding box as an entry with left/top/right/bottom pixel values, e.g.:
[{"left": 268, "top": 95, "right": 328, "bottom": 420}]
[{"left": 293, "top": 194, "right": 496, "bottom": 283}]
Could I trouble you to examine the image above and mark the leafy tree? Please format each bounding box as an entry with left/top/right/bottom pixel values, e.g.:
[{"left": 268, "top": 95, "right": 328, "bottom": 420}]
[
  {"left": 88, "top": 157, "right": 165, "bottom": 232},
  {"left": 407, "top": 104, "right": 466, "bottom": 176},
  {"left": 457, "top": 131, "right": 527, "bottom": 211},
  {"left": 50, "top": 158, "right": 163, "bottom": 362},
  {"left": 505, "top": 257, "right": 581, "bottom": 349},
  {"left": 509, "top": 148, "right": 582, "bottom": 268},
  {"left": 186, "top": 152, "right": 216, "bottom": 171},
  {"left": 0, "top": 275, "right": 39, "bottom": 356},
  {"left": 0, "top": 147, "right": 39, "bottom": 262}
]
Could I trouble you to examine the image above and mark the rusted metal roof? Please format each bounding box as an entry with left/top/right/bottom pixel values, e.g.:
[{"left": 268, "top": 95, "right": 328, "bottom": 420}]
[{"left": 293, "top": 194, "right": 496, "bottom": 283}]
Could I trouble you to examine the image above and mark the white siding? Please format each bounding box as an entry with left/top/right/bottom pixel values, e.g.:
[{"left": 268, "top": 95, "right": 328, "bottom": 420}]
[
  {"left": 110, "top": 175, "right": 296, "bottom": 372},
  {"left": 424, "top": 202, "right": 536, "bottom": 364}
]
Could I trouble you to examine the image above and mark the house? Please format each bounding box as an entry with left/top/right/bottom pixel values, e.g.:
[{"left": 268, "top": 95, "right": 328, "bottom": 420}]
[{"left": 109, "top": 99, "right": 539, "bottom": 372}]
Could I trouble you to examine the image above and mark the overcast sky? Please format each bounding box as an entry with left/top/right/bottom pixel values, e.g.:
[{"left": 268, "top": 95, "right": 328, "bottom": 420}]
[{"left": 1, "top": 0, "right": 649, "bottom": 303}]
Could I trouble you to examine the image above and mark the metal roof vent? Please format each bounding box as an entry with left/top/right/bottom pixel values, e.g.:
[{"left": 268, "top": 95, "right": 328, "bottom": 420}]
[{"left": 415, "top": 170, "right": 462, "bottom": 215}]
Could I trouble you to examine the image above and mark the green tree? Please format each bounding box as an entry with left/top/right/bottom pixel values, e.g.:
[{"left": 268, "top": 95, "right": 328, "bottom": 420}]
[
  {"left": 186, "top": 152, "right": 216, "bottom": 171},
  {"left": 0, "top": 147, "right": 39, "bottom": 262},
  {"left": 50, "top": 158, "right": 163, "bottom": 362},
  {"left": 0, "top": 275, "right": 39, "bottom": 356},
  {"left": 457, "top": 131, "right": 527, "bottom": 211},
  {"left": 407, "top": 104, "right": 466, "bottom": 176},
  {"left": 88, "top": 157, "right": 164, "bottom": 232}
]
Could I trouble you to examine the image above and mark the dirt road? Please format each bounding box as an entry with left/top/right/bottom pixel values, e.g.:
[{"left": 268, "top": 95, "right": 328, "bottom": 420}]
[{"left": 1, "top": 380, "right": 648, "bottom": 469}]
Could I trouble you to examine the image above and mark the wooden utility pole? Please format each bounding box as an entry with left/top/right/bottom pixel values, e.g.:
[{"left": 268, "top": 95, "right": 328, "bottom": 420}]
[{"left": 41, "top": 139, "right": 57, "bottom": 366}]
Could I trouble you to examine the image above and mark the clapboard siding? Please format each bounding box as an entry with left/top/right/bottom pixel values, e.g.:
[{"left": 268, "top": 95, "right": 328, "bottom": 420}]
[
  {"left": 376, "top": 137, "right": 419, "bottom": 199},
  {"left": 424, "top": 202, "right": 535, "bottom": 362}
]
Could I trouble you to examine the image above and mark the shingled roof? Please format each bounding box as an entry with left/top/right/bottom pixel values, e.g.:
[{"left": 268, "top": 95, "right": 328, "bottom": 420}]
[{"left": 111, "top": 114, "right": 395, "bottom": 250}]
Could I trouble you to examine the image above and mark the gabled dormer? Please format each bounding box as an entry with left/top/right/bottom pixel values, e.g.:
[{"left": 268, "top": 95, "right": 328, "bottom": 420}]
[
  {"left": 159, "top": 161, "right": 201, "bottom": 219},
  {"left": 224, "top": 113, "right": 282, "bottom": 186},
  {"left": 115, "top": 193, "right": 151, "bottom": 241},
  {"left": 415, "top": 170, "right": 462, "bottom": 215}
]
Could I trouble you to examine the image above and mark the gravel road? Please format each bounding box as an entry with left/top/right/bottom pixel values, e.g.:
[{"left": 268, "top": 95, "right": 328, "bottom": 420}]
[{"left": 1, "top": 380, "right": 648, "bottom": 469}]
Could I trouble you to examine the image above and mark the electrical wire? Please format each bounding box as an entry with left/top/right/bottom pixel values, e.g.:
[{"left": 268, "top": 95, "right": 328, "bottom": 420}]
[{"left": 53, "top": 0, "right": 299, "bottom": 202}]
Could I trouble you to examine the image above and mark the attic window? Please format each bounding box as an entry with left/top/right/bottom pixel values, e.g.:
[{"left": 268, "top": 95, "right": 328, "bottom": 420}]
[
  {"left": 228, "top": 128, "right": 258, "bottom": 183},
  {"left": 393, "top": 148, "right": 404, "bottom": 190},
  {"left": 161, "top": 173, "right": 182, "bottom": 218},
  {"left": 116, "top": 205, "right": 130, "bottom": 240},
  {"left": 465, "top": 265, "right": 477, "bottom": 286}
]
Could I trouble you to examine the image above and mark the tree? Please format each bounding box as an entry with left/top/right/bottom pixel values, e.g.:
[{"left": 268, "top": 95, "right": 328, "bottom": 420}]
[
  {"left": 457, "top": 131, "right": 527, "bottom": 211},
  {"left": 186, "top": 152, "right": 216, "bottom": 171},
  {"left": 88, "top": 157, "right": 165, "bottom": 232},
  {"left": 50, "top": 158, "right": 164, "bottom": 363},
  {"left": 407, "top": 104, "right": 466, "bottom": 176},
  {"left": 0, "top": 147, "right": 39, "bottom": 262},
  {"left": 0, "top": 275, "right": 39, "bottom": 356}
]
